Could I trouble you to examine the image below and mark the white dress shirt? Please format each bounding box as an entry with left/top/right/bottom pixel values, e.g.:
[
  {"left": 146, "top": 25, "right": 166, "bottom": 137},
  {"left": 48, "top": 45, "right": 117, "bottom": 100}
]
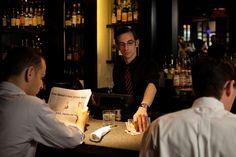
[
  {"left": 0, "top": 82, "right": 84, "bottom": 157},
  {"left": 140, "top": 97, "right": 236, "bottom": 157}
]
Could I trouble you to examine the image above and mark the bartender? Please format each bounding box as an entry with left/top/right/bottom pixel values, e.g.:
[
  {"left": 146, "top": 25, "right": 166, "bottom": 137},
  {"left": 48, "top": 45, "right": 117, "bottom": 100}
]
[{"left": 112, "top": 27, "right": 159, "bottom": 132}]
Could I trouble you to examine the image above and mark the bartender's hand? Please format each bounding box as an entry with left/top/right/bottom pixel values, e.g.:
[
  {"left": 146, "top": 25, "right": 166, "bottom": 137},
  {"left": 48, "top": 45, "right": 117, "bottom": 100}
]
[
  {"left": 133, "top": 107, "right": 149, "bottom": 132},
  {"left": 76, "top": 106, "right": 89, "bottom": 132}
]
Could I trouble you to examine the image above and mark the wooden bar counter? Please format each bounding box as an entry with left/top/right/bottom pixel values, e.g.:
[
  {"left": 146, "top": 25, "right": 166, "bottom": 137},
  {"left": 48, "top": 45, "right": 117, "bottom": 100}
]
[{"left": 36, "top": 119, "right": 143, "bottom": 157}]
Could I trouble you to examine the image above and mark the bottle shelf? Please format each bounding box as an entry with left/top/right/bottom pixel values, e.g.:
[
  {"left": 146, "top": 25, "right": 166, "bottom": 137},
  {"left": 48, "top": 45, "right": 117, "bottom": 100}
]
[
  {"left": 106, "top": 22, "right": 139, "bottom": 28},
  {"left": 63, "top": 25, "right": 85, "bottom": 32},
  {"left": 0, "top": 26, "right": 46, "bottom": 34}
]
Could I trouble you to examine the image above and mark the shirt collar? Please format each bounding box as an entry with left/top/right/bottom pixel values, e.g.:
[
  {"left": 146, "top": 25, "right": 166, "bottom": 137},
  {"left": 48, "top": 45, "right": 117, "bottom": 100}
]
[
  {"left": 126, "top": 56, "right": 139, "bottom": 68},
  {"left": 192, "top": 97, "right": 225, "bottom": 111},
  {"left": 0, "top": 81, "right": 26, "bottom": 95}
]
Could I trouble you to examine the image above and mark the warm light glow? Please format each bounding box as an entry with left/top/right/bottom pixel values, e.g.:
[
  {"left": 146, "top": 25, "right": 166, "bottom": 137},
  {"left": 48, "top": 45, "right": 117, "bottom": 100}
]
[
  {"left": 97, "top": 0, "right": 114, "bottom": 88},
  {"left": 183, "top": 24, "right": 191, "bottom": 41}
]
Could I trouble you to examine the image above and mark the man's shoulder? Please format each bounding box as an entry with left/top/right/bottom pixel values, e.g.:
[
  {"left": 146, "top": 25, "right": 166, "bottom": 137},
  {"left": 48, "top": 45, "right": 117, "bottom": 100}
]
[
  {"left": 113, "top": 56, "right": 126, "bottom": 66},
  {"left": 22, "top": 94, "right": 48, "bottom": 110},
  {"left": 135, "top": 56, "right": 159, "bottom": 69},
  {"left": 153, "top": 108, "right": 191, "bottom": 124}
]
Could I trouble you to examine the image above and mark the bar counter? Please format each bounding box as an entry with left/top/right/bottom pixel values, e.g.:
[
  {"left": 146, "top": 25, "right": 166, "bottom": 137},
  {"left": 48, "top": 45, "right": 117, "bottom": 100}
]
[{"left": 36, "top": 119, "right": 143, "bottom": 157}]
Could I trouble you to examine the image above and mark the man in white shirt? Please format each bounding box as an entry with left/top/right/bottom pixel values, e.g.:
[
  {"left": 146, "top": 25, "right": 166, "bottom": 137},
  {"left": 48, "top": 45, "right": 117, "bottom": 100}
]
[
  {"left": 0, "top": 47, "right": 89, "bottom": 157},
  {"left": 140, "top": 57, "right": 236, "bottom": 157}
]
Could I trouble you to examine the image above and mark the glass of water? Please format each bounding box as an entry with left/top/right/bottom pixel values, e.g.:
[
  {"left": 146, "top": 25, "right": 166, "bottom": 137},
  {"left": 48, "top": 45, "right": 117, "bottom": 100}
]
[{"left": 102, "top": 110, "right": 116, "bottom": 126}]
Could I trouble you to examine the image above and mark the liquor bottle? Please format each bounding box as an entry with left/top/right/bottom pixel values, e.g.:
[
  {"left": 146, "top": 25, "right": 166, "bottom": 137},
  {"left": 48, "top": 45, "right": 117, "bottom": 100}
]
[
  {"left": 160, "top": 55, "right": 168, "bottom": 87},
  {"left": 28, "top": 3, "right": 33, "bottom": 26},
  {"left": 32, "top": 3, "right": 38, "bottom": 27},
  {"left": 65, "top": 10, "right": 72, "bottom": 27},
  {"left": 166, "top": 54, "right": 175, "bottom": 87},
  {"left": 111, "top": 39, "right": 117, "bottom": 61},
  {"left": 132, "top": 0, "right": 138, "bottom": 23},
  {"left": 173, "top": 69, "right": 180, "bottom": 88},
  {"left": 81, "top": 8, "right": 84, "bottom": 24},
  {"left": 121, "top": 0, "right": 128, "bottom": 24},
  {"left": 37, "top": 4, "right": 42, "bottom": 27},
  {"left": 24, "top": 4, "right": 30, "bottom": 27},
  {"left": 41, "top": 2, "right": 45, "bottom": 26},
  {"left": 73, "top": 43, "right": 79, "bottom": 61},
  {"left": 127, "top": 0, "right": 133, "bottom": 23},
  {"left": 20, "top": 5, "right": 25, "bottom": 28},
  {"left": 116, "top": 0, "right": 122, "bottom": 24},
  {"left": 111, "top": 1, "right": 117, "bottom": 24},
  {"left": 76, "top": 2, "right": 81, "bottom": 26},
  {"left": 15, "top": 8, "right": 20, "bottom": 28},
  {"left": 66, "top": 46, "right": 72, "bottom": 61},
  {"left": 11, "top": 8, "right": 16, "bottom": 27},
  {"left": 71, "top": 3, "right": 77, "bottom": 27},
  {"left": 2, "top": 11, "right": 7, "bottom": 27}
]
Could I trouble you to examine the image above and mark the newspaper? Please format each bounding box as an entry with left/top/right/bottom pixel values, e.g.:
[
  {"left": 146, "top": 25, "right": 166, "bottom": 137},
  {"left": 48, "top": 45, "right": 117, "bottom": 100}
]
[{"left": 48, "top": 87, "right": 92, "bottom": 124}]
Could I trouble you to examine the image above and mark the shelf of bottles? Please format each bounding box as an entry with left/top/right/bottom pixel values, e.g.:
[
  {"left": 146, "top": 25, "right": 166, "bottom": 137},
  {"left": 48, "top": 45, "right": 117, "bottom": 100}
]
[
  {"left": 106, "top": 0, "right": 139, "bottom": 64},
  {"left": 160, "top": 54, "right": 193, "bottom": 95},
  {"left": 63, "top": 0, "right": 85, "bottom": 82},
  {"left": 107, "top": 0, "right": 139, "bottom": 28},
  {"left": 0, "top": 0, "right": 46, "bottom": 61}
]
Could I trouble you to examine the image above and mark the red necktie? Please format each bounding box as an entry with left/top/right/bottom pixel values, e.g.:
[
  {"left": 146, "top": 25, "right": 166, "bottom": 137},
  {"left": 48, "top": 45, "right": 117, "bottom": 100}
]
[{"left": 125, "top": 67, "right": 134, "bottom": 95}]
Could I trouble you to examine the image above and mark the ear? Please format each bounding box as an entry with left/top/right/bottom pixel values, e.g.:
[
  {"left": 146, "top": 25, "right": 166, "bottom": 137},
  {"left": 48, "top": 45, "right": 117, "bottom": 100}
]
[
  {"left": 135, "top": 39, "right": 139, "bottom": 47},
  {"left": 116, "top": 44, "right": 120, "bottom": 50},
  {"left": 25, "top": 66, "right": 35, "bottom": 82},
  {"left": 225, "top": 80, "right": 235, "bottom": 97}
]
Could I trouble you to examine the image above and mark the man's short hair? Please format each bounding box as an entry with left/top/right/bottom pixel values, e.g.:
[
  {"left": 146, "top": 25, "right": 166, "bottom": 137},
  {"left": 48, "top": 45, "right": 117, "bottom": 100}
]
[
  {"left": 114, "top": 26, "right": 138, "bottom": 43},
  {"left": 0, "top": 47, "right": 44, "bottom": 81},
  {"left": 192, "top": 57, "right": 236, "bottom": 99}
]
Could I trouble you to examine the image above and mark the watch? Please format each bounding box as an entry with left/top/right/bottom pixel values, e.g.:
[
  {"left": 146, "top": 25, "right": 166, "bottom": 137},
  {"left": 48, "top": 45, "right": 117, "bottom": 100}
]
[{"left": 140, "top": 103, "right": 149, "bottom": 109}]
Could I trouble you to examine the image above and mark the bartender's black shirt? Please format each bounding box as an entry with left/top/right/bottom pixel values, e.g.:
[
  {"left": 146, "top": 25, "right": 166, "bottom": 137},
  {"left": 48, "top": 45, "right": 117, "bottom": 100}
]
[{"left": 112, "top": 55, "right": 160, "bottom": 116}]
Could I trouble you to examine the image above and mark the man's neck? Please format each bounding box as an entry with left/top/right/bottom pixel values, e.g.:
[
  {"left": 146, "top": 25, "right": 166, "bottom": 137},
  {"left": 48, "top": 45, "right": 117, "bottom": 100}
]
[{"left": 124, "top": 53, "right": 137, "bottom": 65}]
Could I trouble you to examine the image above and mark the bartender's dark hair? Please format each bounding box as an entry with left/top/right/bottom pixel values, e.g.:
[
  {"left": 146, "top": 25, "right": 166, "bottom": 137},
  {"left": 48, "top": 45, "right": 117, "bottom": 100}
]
[
  {"left": 114, "top": 26, "right": 138, "bottom": 43},
  {"left": 192, "top": 57, "right": 236, "bottom": 99},
  {"left": 0, "top": 47, "right": 45, "bottom": 81}
]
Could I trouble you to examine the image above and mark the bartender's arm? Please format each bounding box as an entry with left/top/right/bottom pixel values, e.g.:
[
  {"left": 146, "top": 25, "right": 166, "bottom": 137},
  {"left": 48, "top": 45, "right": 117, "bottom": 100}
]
[{"left": 133, "top": 83, "right": 157, "bottom": 132}]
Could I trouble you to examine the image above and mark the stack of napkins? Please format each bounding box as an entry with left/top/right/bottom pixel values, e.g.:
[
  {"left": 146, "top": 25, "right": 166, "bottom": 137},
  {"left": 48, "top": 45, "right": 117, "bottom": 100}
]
[
  {"left": 90, "top": 126, "right": 111, "bottom": 142},
  {"left": 125, "top": 119, "right": 141, "bottom": 135}
]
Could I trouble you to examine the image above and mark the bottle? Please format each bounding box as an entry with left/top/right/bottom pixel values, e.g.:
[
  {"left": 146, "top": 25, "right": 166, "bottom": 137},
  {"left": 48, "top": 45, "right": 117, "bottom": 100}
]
[
  {"left": 115, "top": 109, "right": 121, "bottom": 121},
  {"left": 65, "top": 10, "right": 72, "bottom": 27},
  {"left": 168, "top": 54, "right": 175, "bottom": 80},
  {"left": 24, "top": 4, "right": 30, "bottom": 27},
  {"left": 81, "top": 7, "right": 84, "bottom": 24},
  {"left": 127, "top": 0, "right": 133, "bottom": 23},
  {"left": 116, "top": 0, "right": 122, "bottom": 24},
  {"left": 20, "top": 5, "right": 25, "bottom": 28},
  {"left": 2, "top": 11, "right": 7, "bottom": 27},
  {"left": 76, "top": 2, "right": 81, "bottom": 26},
  {"left": 132, "top": 0, "right": 138, "bottom": 23},
  {"left": 73, "top": 44, "right": 79, "bottom": 61},
  {"left": 121, "top": 0, "right": 128, "bottom": 24},
  {"left": 41, "top": 3, "right": 45, "bottom": 26},
  {"left": 28, "top": 4, "right": 33, "bottom": 26},
  {"left": 173, "top": 69, "right": 180, "bottom": 88},
  {"left": 184, "top": 55, "right": 192, "bottom": 89},
  {"left": 71, "top": 3, "right": 77, "bottom": 27},
  {"left": 111, "top": 1, "right": 117, "bottom": 24},
  {"left": 111, "top": 39, "right": 117, "bottom": 61},
  {"left": 32, "top": 4, "right": 38, "bottom": 27},
  {"left": 37, "top": 4, "right": 42, "bottom": 27},
  {"left": 11, "top": 8, "right": 16, "bottom": 27},
  {"left": 15, "top": 9, "right": 20, "bottom": 28},
  {"left": 162, "top": 55, "right": 169, "bottom": 87},
  {"left": 66, "top": 46, "right": 72, "bottom": 61}
]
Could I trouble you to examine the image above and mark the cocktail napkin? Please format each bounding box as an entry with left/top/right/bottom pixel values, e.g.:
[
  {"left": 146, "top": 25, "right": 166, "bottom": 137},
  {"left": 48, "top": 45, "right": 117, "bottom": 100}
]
[
  {"left": 90, "top": 126, "right": 111, "bottom": 142},
  {"left": 125, "top": 119, "right": 141, "bottom": 136}
]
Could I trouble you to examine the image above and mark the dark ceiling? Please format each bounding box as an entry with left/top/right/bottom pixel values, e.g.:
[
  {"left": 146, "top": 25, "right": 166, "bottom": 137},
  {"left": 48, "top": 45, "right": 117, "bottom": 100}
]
[{"left": 178, "top": 0, "right": 235, "bottom": 21}]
